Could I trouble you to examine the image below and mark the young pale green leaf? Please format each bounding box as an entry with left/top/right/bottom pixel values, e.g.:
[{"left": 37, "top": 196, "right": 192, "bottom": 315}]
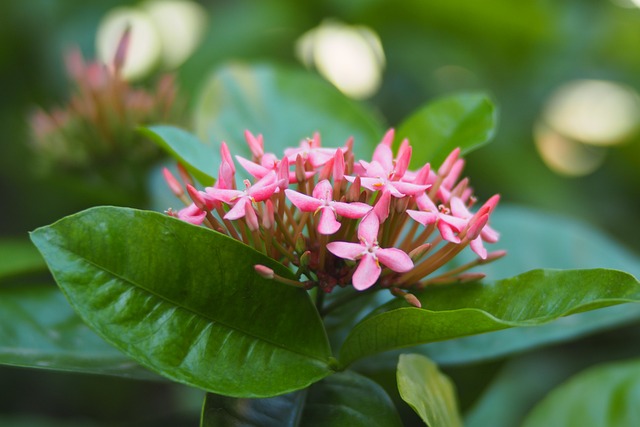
[
  {"left": 397, "top": 354, "right": 463, "bottom": 427},
  {"left": 140, "top": 125, "right": 217, "bottom": 185},
  {"left": 339, "top": 269, "right": 640, "bottom": 367},
  {"left": 397, "top": 92, "right": 497, "bottom": 168},
  {"left": 200, "top": 370, "right": 402, "bottom": 427},
  {"left": 0, "top": 285, "right": 156, "bottom": 379},
  {"left": 30, "top": 207, "right": 333, "bottom": 398},
  {"left": 193, "top": 62, "right": 385, "bottom": 159},
  {"left": 521, "top": 358, "right": 640, "bottom": 427},
  {"left": 0, "top": 239, "right": 47, "bottom": 281}
]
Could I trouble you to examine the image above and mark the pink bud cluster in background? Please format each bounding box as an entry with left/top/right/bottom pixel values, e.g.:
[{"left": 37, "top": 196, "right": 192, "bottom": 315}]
[{"left": 165, "top": 130, "right": 504, "bottom": 304}]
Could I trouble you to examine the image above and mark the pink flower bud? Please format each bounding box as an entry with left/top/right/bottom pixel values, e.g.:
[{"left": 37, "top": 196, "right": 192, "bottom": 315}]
[{"left": 254, "top": 265, "right": 274, "bottom": 279}]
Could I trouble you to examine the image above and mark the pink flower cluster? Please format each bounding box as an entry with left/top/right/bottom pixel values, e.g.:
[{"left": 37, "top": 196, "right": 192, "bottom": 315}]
[{"left": 165, "top": 130, "right": 504, "bottom": 302}]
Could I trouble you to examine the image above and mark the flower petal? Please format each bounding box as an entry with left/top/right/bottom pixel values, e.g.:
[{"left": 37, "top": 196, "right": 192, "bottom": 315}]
[
  {"left": 312, "top": 180, "right": 333, "bottom": 201},
  {"left": 326, "top": 241, "right": 365, "bottom": 260},
  {"left": 376, "top": 248, "right": 414, "bottom": 273},
  {"left": 224, "top": 198, "right": 249, "bottom": 220},
  {"left": 285, "top": 189, "right": 323, "bottom": 212},
  {"left": 333, "top": 201, "right": 372, "bottom": 219},
  {"left": 407, "top": 210, "right": 437, "bottom": 226},
  {"left": 317, "top": 207, "right": 341, "bottom": 235},
  {"left": 236, "top": 155, "right": 269, "bottom": 179},
  {"left": 352, "top": 254, "right": 381, "bottom": 290},
  {"left": 357, "top": 212, "right": 380, "bottom": 244}
]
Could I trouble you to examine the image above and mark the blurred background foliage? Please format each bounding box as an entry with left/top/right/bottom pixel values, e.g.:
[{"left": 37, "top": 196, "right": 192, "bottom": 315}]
[{"left": 1, "top": 0, "right": 639, "bottom": 425}]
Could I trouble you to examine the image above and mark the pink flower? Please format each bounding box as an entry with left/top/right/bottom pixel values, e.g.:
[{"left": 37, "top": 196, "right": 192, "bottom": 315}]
[
  {"left": 285, "top": 180, "right": 371, "bottom": 234},
  {"left": 176, "top": 203, "right": 206, "bottom": 225},
  {"left": 327, "top": 214, "right": 413, "bottom": 290},
  {"left": 348, "top": 130, "right": 429, "bottom": 220},
  {"left": 203, "top": 171, "right": 282, "bottom": 230},
  {"left": 450, "top": 195, "right": 500, "bottom": 258},
  {"left": 284, "top": 132, "right": 345, "bottom": 168},
  {"left": 407, "top": 194, "right": 468, "bottom": 243}
]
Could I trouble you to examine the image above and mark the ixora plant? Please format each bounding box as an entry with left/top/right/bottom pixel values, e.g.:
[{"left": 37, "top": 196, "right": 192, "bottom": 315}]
[{"left": 7, "top": 63, "right": 640, "bottom": 425}]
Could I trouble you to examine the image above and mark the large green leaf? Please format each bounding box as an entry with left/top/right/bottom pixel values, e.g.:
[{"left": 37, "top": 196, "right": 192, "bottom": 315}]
[
  {"left": 200, "top": 370, "right": 402, "bottom": 427},
  {"left": 0, "top": 285, "right": 155, "bottom": 379},
  {"left": 30, "top": 207, "right": 333, "bottom": 398},
  {"left": 140, "top": 126, "right": 217, "bottom": 185},
  {"left": 397, "top": 354, "right": 462, "bottom": 427},
  {"left": 339, "top": 269, "right": 640, "bottom": 367},
  {"left": 397, "top": 92, "right": 497, "bottom": 168},
  {"left": 417, "top": 205, "right": 640, "bottom": 365},
  {"left": 521, "top": 358, "right": 640, "bottom": 427},
  {"left": 0, "top": 238, "right": 47, "bottom": 281},
  {"left": 193, "top": 62, "right": 385, "bottom": 159}
]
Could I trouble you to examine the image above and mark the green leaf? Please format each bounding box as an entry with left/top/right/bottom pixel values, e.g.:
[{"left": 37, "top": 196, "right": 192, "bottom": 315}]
[
  {"left": 521, "top": 358, "right": 640, "bottom": 427},
  {"left": 0, "top": 238, "right": 47, "bottom": 281},
  {"left": 300, "top": 370, "right": 403, "bottom": 427},
  {"left": 397, "top": 92, "right": 497, "bottom": 168},
  {"left": 397, "top": 354, "right": 463, "bottom": 427},
  {"left": 193, "top": 62, "right": 385, "bottom": 159},
  {"left": 339, "top": 269, "right": 640, "bottom": 367},
  {"left": 417, "top": 205, "right": 640, "bottom": 365},
  {"left": 30, "top": 207, "right": 333, "bottom": 398},
  {"left": 140, "top": 125, "right": 217, "bottom": 185},
  {"left": 0, "top": 285, "right": 156, "bottom": 379},
  {"left": 200, "top": 391, "right": 305, "bottom": 427},
  {"left": 200, "top": 370, "right": 403, "bottom": 427}
]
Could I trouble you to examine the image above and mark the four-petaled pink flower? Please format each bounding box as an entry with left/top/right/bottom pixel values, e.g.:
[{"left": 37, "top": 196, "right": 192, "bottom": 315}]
[
  {"left": 203, "top": 171, "right": 282, "bottom": 230},
  {"left": 327, "top": 214, "right": 414, "bottom": 290},
  {"left": 285, "top": 180, "right": 371, "bottom": 234}
]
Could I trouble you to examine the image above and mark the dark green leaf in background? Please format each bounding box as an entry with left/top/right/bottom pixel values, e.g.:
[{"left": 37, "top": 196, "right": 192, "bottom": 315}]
[
  {"left": 193, "top": 62, "right": 385, "bottom": 159},
  {"left": 397, "top": 92, "right": 497, "bottom": 168},
  {"left": 200, "top": 370, "right": 402, "bottom": 427},
  {"left": 521, "top": 358, "right": 640, "bottom": 427},
  {"left": 0, "top": 285, "right": 155, "bottom": 379},
  {"left": 201, "top": 391, "right": 305, "bottom": 427},
  {"left": 140, "top": 126, "right": 217, "bottom": 186},
  {"left": 397, "top": 354, "right": 463, "bottom": 427},
  {"left": 30, "top": 207, "right": 333, "bottom": 398},
  {"left": 300, "top": 370, "right": 402, "bottom": 427},
  {"left": 0, "top": 239, "right": 47, "bottom": 282},
  {"left": 339, "top": 269, "right": 640, "bottom": 367}
]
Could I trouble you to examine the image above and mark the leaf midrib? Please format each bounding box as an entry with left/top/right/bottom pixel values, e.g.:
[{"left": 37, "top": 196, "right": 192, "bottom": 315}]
[{"left": 59, "top": 244, "right": 331, "bottom": 366}]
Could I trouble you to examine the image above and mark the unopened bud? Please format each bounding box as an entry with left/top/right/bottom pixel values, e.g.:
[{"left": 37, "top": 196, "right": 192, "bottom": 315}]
[
  {"left": 177, "top": 163, "right": 194, "bottom": 187},
  {"left": 346, "top": 176, "right": 361, "bottom": 202},
  {"left": 113, "top": 26, "right": 131, "bottom": 72},
  {"left": 390, "top": 287, "right": 422, "bottom": 308},
  {"left": 163, "top": 168, "right": 183, "bottom": 197},
  {"left": 295, "top": 234, "right": 307, "bottom": 254},
  {"left": 409, "top": 243, "right": 432, "bottom": 261},
  {"left": 295, "top": 154, "right": 306, "bottom": 183},
  {"left": 299, "top": 250, "right": 311, "bottom": 268},
  {"left": 481, "top": 250, "right": 507, "bottom": 263},
  {"left": 254, "top": 265, "right": 274, "bottom": 279},
  {"left": 186, "top": 184, "right": 207, "bottom": 211},
  {"left": 438, "top": 147, "right": 460, "bottom": 177}
]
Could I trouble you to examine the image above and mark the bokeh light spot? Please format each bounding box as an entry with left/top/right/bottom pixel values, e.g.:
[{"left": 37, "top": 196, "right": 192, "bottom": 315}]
[
  {"left": 143, "top": 0, "right": 207, "bottom": 69},
  {"left": 534, "top": 121, "right": 607, "bottom": 177},
  {"left": 543, "top": 79, "right": 640, "bottom": 147},
  {"left": 97, "top": 7, "right": 162, "bottom": 80},
  {"left": 296, "top": 20, "right": 385, "bottom": 99}
]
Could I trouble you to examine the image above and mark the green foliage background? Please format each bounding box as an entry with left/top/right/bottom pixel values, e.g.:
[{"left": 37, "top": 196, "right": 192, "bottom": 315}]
[{"left": 1, "top": 0, "right": 640, "bottom": 425}]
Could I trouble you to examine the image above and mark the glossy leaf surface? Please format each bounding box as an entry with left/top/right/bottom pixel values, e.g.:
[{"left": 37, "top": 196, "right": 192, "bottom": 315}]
[
  {"left": 521, "top": 358, "right": 640, "bottom": 427},
  {"left": 140, "top": 126, "right": 217, "bottom": 185},
  {"left": 339, "top": 269, "right": 640, "bottom": 367},
  {"left": 397, "top": 92, "right": 497, "bottom": 168},
  {"left": 31, "top": 207, "right": 333, "bottom": 397},
  {"left": 0, "top": 285, "right": 155, "bottom": 379},
  {"left": 418, "top": 205, "right": 640, "bottom": 365},
  {"left": 201, "top": 370, "right": 402, "bottom": 427},
  {"left": 194, "top": 62, "right": 384, "bottom": 159},
  {"left": 397, "top": 354, "right": 462, "bottom": 427}
]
